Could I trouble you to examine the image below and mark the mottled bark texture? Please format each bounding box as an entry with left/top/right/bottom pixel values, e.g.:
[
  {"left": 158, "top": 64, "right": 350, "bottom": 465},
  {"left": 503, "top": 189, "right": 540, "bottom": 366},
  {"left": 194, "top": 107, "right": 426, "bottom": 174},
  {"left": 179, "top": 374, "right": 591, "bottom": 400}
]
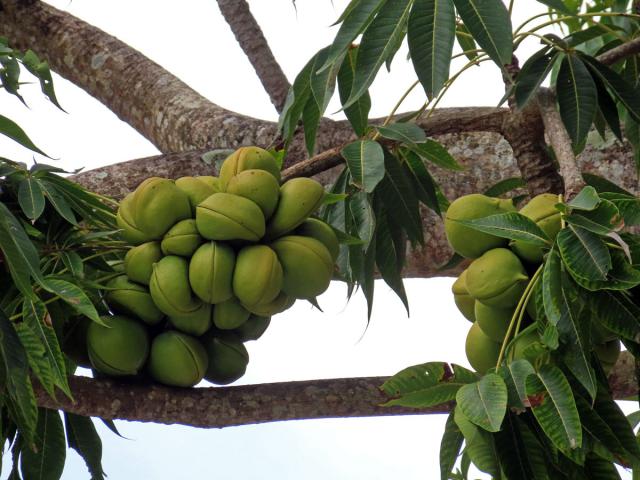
[{"left": 216, "top": 0, "right": 290, "bottom": 112}]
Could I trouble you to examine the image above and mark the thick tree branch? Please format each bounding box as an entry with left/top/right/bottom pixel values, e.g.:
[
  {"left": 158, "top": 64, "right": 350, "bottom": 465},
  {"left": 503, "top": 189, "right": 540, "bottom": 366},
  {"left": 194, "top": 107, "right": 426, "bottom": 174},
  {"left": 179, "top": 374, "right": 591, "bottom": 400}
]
[
  {"left": 597, "top": 36, "right": 640, "bottom": 67},
  {"left": 216, "top": 0, "right": 291, "bottom": 113}
]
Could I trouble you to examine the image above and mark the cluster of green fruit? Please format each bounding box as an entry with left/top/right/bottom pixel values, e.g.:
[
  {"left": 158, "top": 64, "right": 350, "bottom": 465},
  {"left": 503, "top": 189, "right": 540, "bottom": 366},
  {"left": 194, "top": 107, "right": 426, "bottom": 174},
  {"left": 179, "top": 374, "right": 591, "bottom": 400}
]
[
  {"left": 87, "top": 146, "right": 338, "bottom": 388},
  {"left": 446, "top": 193, "right": 621, "bottom": 374}
]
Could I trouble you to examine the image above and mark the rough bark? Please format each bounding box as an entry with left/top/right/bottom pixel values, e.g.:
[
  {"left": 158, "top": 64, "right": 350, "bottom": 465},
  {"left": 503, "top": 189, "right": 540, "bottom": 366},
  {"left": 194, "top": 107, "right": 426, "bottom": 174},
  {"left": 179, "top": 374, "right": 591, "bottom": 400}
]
[
  {"left": 216, "top": 0, "right": 291, "bottom": 113},
  {"left": 597, "top": 36, "right": 640, "bottom": 67}
]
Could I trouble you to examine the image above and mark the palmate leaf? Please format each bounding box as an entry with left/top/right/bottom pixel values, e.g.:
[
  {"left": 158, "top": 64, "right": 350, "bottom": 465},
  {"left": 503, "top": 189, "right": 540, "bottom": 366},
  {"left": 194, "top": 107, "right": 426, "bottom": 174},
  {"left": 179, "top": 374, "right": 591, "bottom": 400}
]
[
  {"left": 440, "top": 411, "right": 463, "bottom": 480},
  {"left": 341, "top": 140, "right": 385, "bottom": 193},
  {"left": 584, "top": 455, "right": 622, "bottom": 479},
  {"left": 17, "top": 177, "right": 45, "bottom": 221},
  {"left": 525, "top": 365, "right": 582, "bottom": 452},
  {"left": 14, "top": 321, "right": 56, "bottom": 398},
  {"left": 557, "top": 225, "right": 612, "bottom": 283},
  {"left": 574, "top": 249, "right": 640, "bottom": 291},
  {"left": 456, "top": 374, "right": 507, "bottom": 433},
  {"left": 591, "top": 290, "right": 640, "bottom": 342},
  {"left": 455, "top": 24, "right": 478, "bottom": 61},
  {"left": 20, "top": 409, "right": 66, "bottom": 480},
  {"left": 64, "top": 413, "right": 105, "bottom": 480},
  {"left": 278, "top": 52, "right": 315, "bottom": 144},
  {"left": 408, "top": 139, "right": 462, "bottom": 170},
  {"left": 453, "top": 407, "right": 501, "bottom": 477},
  {"left": 451, "top": 0, "right": 512, "bottom": 67},
  {"left": 535, "top": 0, "right": 572, "bottom": 13},
  {"left": 0, "top": 113, "right": 48, "bottom": 157},
  {"left": 375, "top": 210, "right": 409, "bottom": 314},
  {"left": 600, "top": 192, "right": 640, "bottom": 226},
  {"left": 456, "top": 212, "right": 550, "bottom": 246},
  {"left": 556, "top": 54, "right": 598, "bottom": 148},
  {"left": 515, "top": 47, "right": 559, "bottom": 109},
  {"left": 568, "top": 186, "right": 600, "bottom": 211},
  {"left": 495, "top": 412, "right": 548, "bottom": 480},
  {"left": 401, "top": 149, "right": 441, "bottom": 216},
  {"left": 376, "top": 122, "right": 426, "bottom": 144},
  {"left": 345, "top": 0, "right": 413, "bottom": 108},
  {"left": 498, "top": 358, "right": 535, "bottom": 409},
  {"left": 38, "top": 179, "right": 77, "bottom": 225},
  {"left": 40, "top": 277, "right": 103, "bottom": 325},
  {"left": 565, "top": 199, "right": 623, "bottom": 236},
  {"left": 347, "top": 191, "right": 376, "bottom": 250},
  {"left": 592, "top": 69, "right": 623, "bottom": 141},
  {"left": 337, "top": 46, "right": 371, "bottom": 136},
  {"left": 407, "top": 0, "right": 455, "bottom": 99}
]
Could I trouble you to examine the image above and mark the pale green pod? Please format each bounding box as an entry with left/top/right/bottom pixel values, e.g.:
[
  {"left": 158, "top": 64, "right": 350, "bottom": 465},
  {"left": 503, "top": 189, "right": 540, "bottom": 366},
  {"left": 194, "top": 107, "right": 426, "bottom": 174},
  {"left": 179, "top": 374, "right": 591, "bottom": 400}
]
[
  {"left": 266, "top": 178, "right": 325, "bottom": 239},
  {"left": 197, "top": 176, "right": 221, "bottom": 191},
  {"left": 294, "top": 218, "right": 340, "bottom": 261},
  {"left": 466, "top": 248, "right": 529, "bottom": 307},
  {"left": 105, "top": 275, "right": 164, "bottom": 326},
  {"left": 189, "top": 241, "right": 235, "bottom": 304},
  {"left": 202, "top": 333, "right": 249, "bottom": 385},
  {"left": 475, "top": 301, "right": 513, "bottom": 342},
  {"left": 124, "top": 241, "right": 162, "bottom": 285},
  {"left": 465, "top": 322, "right": 501, "bottom": 374},
  {"left": 169, "top": 302, "right": 212, "bottom": 336},
  {"left": 218, "top": 146, "right": 281, "bottom": 191},
  {"left": 232, "top": 315, "right": 271, "bottom": 341},
  {"left": 226, "top": 169, "right": 280, "bottom": 219},
  {"left": 233, "top": 245, "right": 283, "bottom": 307},
  {"left": 451, "top": 269, "right": 475, "bottom": 322},
  {"left": 148, "top": 331, "right": 208, "bottom": 387},
  {"left": 117, "top": 193, "right": 153, "bottom": 244},
  {"left": 243, "top": 291, "right": 295, "bottom": 317},
  {"left": 196, "top": 192, "right": 265, "bottom": 241},
  {"left": 149, "top": 256, "right": 203, "bottom": 317},
  {"left": 511, "top": 193, "right": 561, "bottom": 263},
  {"left": 161, "top": 219, "right": 203, "bottom": 257},
  {"left": 175, "top": 176, "right": 218, "bottom": 214},
  {"left": 213, "top": 298, "right": 250, "bottom": 330}
]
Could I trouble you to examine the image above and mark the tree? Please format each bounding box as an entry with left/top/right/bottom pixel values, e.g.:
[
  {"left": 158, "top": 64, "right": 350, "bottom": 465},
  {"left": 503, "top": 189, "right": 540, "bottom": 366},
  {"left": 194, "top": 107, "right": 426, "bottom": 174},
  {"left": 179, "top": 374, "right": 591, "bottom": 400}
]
[{"left": 2, "top": 0, "right": 640, "bottom": 478}]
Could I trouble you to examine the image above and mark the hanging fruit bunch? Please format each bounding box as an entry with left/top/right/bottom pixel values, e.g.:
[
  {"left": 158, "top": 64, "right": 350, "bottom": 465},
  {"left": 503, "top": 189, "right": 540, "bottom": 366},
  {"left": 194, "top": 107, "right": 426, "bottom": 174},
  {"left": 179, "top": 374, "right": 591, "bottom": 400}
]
[{"left": 89, "top": 146, "right": 339, "bottom": 388}]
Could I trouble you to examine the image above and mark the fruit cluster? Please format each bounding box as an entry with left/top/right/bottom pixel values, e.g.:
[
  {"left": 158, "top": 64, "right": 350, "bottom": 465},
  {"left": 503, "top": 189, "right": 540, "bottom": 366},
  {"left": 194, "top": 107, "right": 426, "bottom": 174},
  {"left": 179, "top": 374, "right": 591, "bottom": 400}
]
[
  {"left": 88, "top": 147, "right": 338, "bottom": 387},
  {"left": 446, "top": 193, "right": 620, "bottom": 373}
]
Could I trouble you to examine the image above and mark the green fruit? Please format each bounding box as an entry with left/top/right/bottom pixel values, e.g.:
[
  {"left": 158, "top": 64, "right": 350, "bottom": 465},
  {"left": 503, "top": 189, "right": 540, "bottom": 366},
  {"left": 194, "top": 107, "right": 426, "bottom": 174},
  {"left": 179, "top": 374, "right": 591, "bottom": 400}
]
[
  {"left": 594, "top": 340, "right": 621, "bottom": 375},
  {"left": 475, "top": 301, "right": 513, "bottom": 342},
  {"left": 148, "top": 331, "right": 208, "bottom": 387},
  {"left": 233, "top": 315, "right": 271, "bottom": 341},
  {"left": 233, "top": 245, "right": 283, "bottom": 306},
  {"left": 466, "top": 248, "right": 529, "bottom": 307},
  {"left": 198, "top": 176, "right": 221, "bottom": 191},
  {"left": 243, "top": 291, "right": 294, "bottom": 317},
  {"left": 451, "top": 269, "right": 475, "bottom": 322},
  {"left": 149, "top": 256, "right": 203, "bottom": 317},
  {"left": 266, "top": 178, "right": 325, "bottom": 239},
  {"left": 226, "top": 169, "right": 280, "bottom": 219},
  {"left": 124, "top": 241, "right": 162, "bottom": 285},
  {"left": 444, "top": 193, "right": 516, "bottom": 258},
  {"left": 161, "top": 219, "right": 203, "bottom": 257},
  {"left": 189, "top": 242, "right": 235, "bottom": 304},
  {"left": 169, "top": 302, "right": 212, "bottom": 336},
  {"left": 196, "top": 192, "right": 265, "bottom": 241},
  {"left": 213, "top": 298, "right": 250, "bottom": 330},
  {"left": 105, "top": 275, "right": 164, "bottom": 325},
  {"left": 116, "top": 193, "right": 152, "bottom": 244},
  {"left": 203, "top": 334, "right": 249, "bottom": 385},
  {"left": 295, "top": 218, "right": 340, "bottom": 261},
  {"left": 218, "top": 146, "right": 281, "bottom": 191},
  {"left": 511, "top": 193, "right": 561, "bottom": 263},
  {"left": 271, "top": 235, "right": 333, "bottom": 299},
  {"left": 87, "top": 315, "right": 149, "bottom": 376},
  {"left": 175, "top": 176, "right": 218, "bottom": 214},
  {"left": 131, "top": 177, "right": 192, "bottom": 239},
  {"left": 511, "top": 328, "right": 544, "bottom": 362},
  {"left": 465, "top": 322, "right": 501, "bottom": 374}
]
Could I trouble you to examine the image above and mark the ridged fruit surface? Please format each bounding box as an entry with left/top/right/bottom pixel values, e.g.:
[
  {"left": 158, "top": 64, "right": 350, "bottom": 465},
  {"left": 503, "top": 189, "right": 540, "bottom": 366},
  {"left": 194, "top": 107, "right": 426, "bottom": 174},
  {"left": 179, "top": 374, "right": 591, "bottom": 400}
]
[
  {"left": 226, "top": 169, "right": 280, "bottom": 219},
  {"left": 511, "top": 193, "right": 561, "bottom": 263},
  {"left": 161, "top": 219, "right": 202, "bottom": 257},
  {"left": 87, "top": 315, "right": 149, "bottom": 376},
  {"left": 294, "top": 218, "right": 340, "bottom": 261},
  {"left": 175, "top": 176, "right": 218, "bottom": 214},
  {"left": 218, "top": 146, "right": 281, "bottom": 191},
  {"left": 232, "top": 315, "right": 271, "bottom": 341},
  {"left": 169, "top": 302, "right": 212, "bottom": 336},
  {"left": 451, "top": 269, "right": 475, "bottom": 322},
  {"left": 148, "top": 331, "right": 208, "bottom": 387},
  {"left": 196, "top": 192, "right": 265, "bottom": 241},
  {"left": 271, "top": 235, "right": 332, "bottom": 299},
  {"left": 213, "top": 298, "right": 250, "bottom": 330},
  {"left": 105, "top": 275, "right": 164, "bottom": 325},
  {"left": 116, "top": 193, "right": 152, "bottom": 244},
  {"left": 465, "top": 322, "right": 501, "bottom": 374},
  {"left": 202, "top": 334, "right": 249, "bottom": 385},
  {"left": 124, "top": 241, "right": 162, "bottom": 285},
  {"left": 444, "top": 193, "right": 515, "bottom": 258},
  {"left": 266, "top": 178, "right": 325, "bottom": 239},
  {"left": 233, "top": 245, "right": 283, "bottom": 306},
  {"left": 189, "top": 241, "right": 235, "bottom": 304},
  {"left": 466, "top": 248, "right": 529, "bottom": 307},
  {"left": 149, "top": 256, "right": 202, "bottom": 317},
  {"left": 243, "top": 291, "right": 294, "bottom": 317}
]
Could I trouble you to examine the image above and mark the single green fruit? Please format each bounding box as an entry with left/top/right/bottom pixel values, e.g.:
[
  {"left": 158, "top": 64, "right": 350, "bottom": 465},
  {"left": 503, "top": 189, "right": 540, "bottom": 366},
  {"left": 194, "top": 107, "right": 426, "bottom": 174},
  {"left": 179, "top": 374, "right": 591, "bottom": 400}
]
[
  {"left": 196, "top": 192, "right": 265, "bottom": 241},
  {"left": 232, "top": 315, "right": 271, "bottom": 341},
  {"left": 169, "top": 302, "right": 212, "bottom": 336},
  {"left": 243, "top": 291, "right": 294, "bottom": 317},
  {"left": 594, "top": 340, "right": 621, "bottom": 375},
  {"left": 444, "top": 193, "right": 516, "bottom": 258},
  {"left": 218, "top": 146, "right": 281, "bottom": 191},
  {"left": 266, "top": 178, "right": 325, "bottom": 239},
  {"left": 451, "top": 269, "right": 475, "bottom": 322},
  {"left": 226, "top": 169, "right": 280, "bottom": 219},
  {"left": 233, "top": 245, "right": 283, "bottom": 306},
  {"left": 213, "top": 298, "right": 250, "bottom": 330},
  {"left": 203, "top": 334, "right": 249, "bottom": 385},
  {"left": 131, "top": 177, "right": 192, "bottom": 239},
  {"left": 475, "top": 301, "right": 513, "bottom": 342},
  {"left": 175, "top": 176, "right": 218, "bottom": 214},
  {"left": 465, "top": 322, "right": 501, "bottom": 374},
  {"left": 511, "top": 328, "right": 544, "bottom": 362},
  {"left": 105, "top": 275, "right": 164, "bottom": 325},
  {"left": 198, "top": 176, "right": 221, "bottom": 191},
  {"left": 161, "top": 219, "right": 203, "bottom": 257},
  {"left": 149, "top": 256, "right": 203, "bottom": 317},
  {"left": 117, "top": 193, "right": 153, "bottom": 244},
  {"left": 61, "top": 317, "right": 91, "bottom": 368},
  {"left": 87, "top": 315, "right": 149, "bottom": 376},
  {"left": 124, "top": 241, "right": 162, "bottom": 285},
  {"left": 148, "top": 331, "right": 208, "bottom": 387},
  {"left": 294, "top": 218, "right": 340, "bottom": 261},
  {"left": 466, "top": 248, "right": 529, "bottom": 307},
  {"left": 271, "top": 235, "right": 333, "bottom": 299},
  {"left": 189, "top": 241, "right": 235, "bottom": 304},
  {"left": 511, "top": 193, "right": 561, "bottom": 263}
]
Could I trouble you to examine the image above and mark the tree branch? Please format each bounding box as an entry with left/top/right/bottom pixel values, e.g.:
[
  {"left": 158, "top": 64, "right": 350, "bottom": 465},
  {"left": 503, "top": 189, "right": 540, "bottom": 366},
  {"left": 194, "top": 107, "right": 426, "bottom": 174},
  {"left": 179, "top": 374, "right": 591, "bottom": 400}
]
[
  {"left": 597, "top": 36, "right": 640, "bottom": 67},
  {"left": 216, "top": 0, "right": 291, "bottom": 113}
]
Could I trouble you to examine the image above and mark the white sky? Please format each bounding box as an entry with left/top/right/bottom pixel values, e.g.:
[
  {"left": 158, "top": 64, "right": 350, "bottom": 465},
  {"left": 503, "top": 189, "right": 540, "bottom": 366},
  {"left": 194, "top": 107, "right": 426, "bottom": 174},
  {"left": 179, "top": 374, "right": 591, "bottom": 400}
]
[{"left": 1, "top": 1, "right": 636, "bottom": 479}]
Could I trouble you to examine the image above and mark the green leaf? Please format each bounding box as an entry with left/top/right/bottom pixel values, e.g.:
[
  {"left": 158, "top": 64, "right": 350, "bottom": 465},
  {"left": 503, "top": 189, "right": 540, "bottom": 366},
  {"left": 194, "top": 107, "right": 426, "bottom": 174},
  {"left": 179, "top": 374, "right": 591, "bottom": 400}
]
[
  {"left": 60, "top": 251, "right": 85, "bottom": 279},
  {"left": 321, "top": 0, "right": 388, "bottom": 71},
  {"left": 278, "top": 53, "right": 315, "bottom": 144},
  {"left": 453, "top": 407, "right": 501, "bottom": 477},
  {"left": 348, "top": 191, "right": 376, "bottom": 249},
  {"left": 0, "top": 113, "right": 48, "bottom": 156},
  {"left": 584, "top": 455, "right": 622, "bottom": 479},
  {"left": 407, "top": 139, "right": 462, "bottom": 170},
  {"left": 565, "top": 199, "right": 623, "bottom": 235},
  {"left": 600, "top": 192, "right": 640, "bottom": 226},
  {"left": 302, "top": 94, "right": 322, "bottom": 157},
  {"left": 498, "top": 359, "right": 535, "bottom": 409},
  {"left": 14, "top": 321, "right": 56, "bottom": 399},
  {"left": 456, "top": 212, "right": 550, "bottom": 246},
  {"left": 582, "top": 173, "right": 631, "bottom": 196},
  {"left": 345, "top": 0, "right": 412, "bottom": 108},
  {"left": 401, "top": 149, "right": 441, "bottom": 215},
  {"left": 38, "top": 180, "right": 78, "bottom": 225},
  {"left": 526, "top": 365, "right": 582, "bottom": 451},
  {"left": 376, "top": 123, "right": 427, "bottom": 144},
  {"left": 556, "top": 54, "right": 598, "bottom": 147},
  {"left": 557, "top": 225, "right": 612, "bottom": 282},
  {"left": 515, "top": 47, "right": 559, "bottom": 109},
  {"left": 20, "top": 409, "right": 66, "bottom": 480},
  {"left": 341, "top": 140, "right": 385, "bottom": 193},
  {"left": 593, "top": 70, "right": 623, "bottom": 141},
  {"left": 375, "top": 210, "right": 409, "bottom": 314},
  {"left": 18, "top": 178, "right": 45, "bottom": 221},
  {"left": 495, "top": 413, "right": 545, "bottom": 480},
  {"left": 456, "top": 373, "right": 507, "bottom": 432},
  {"left": 568, "top": 186, "right": 600, "bottom": 211},
  {"left": 483, "top": 177, "right": 526, "bottom": 198},
  {"left": 455, "top": 24, "right": 478, "bottom": 61},
  {"left": 452, "top": 0, "right": 513, "bottom": 67},
  {"left": 591, "top": 290, "right": 640, "bottom": 341},
  {"left": 407, "top": 0, "right": 455, "bottom": 99},
  {"left": 337, "top": 46, "right": 371, "bottom": 136},
  {"left": 440, "top": 411, "right": 463, "bottom": 480},
  {"left": 535, "top": 0, "right": 572, "bottom": 13},
  {"left": 40, "top": 277, "right": 103, "bottom": 325},
  {"left": 64, "top": 413, "right": 104, "bottom": 480},
  {"left": 0, "top": 202, "right": 43, "bottom": 297},
  {"left": 593, "top": 392, "right": 640, "bottom": 464}
]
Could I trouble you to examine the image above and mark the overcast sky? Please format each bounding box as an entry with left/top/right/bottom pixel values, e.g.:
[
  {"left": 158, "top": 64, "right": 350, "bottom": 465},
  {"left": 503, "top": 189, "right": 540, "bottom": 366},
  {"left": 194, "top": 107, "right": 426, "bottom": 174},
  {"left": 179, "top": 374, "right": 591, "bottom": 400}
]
[{"left": 1, "top": 1, "right": 636, "bottom": 479}]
